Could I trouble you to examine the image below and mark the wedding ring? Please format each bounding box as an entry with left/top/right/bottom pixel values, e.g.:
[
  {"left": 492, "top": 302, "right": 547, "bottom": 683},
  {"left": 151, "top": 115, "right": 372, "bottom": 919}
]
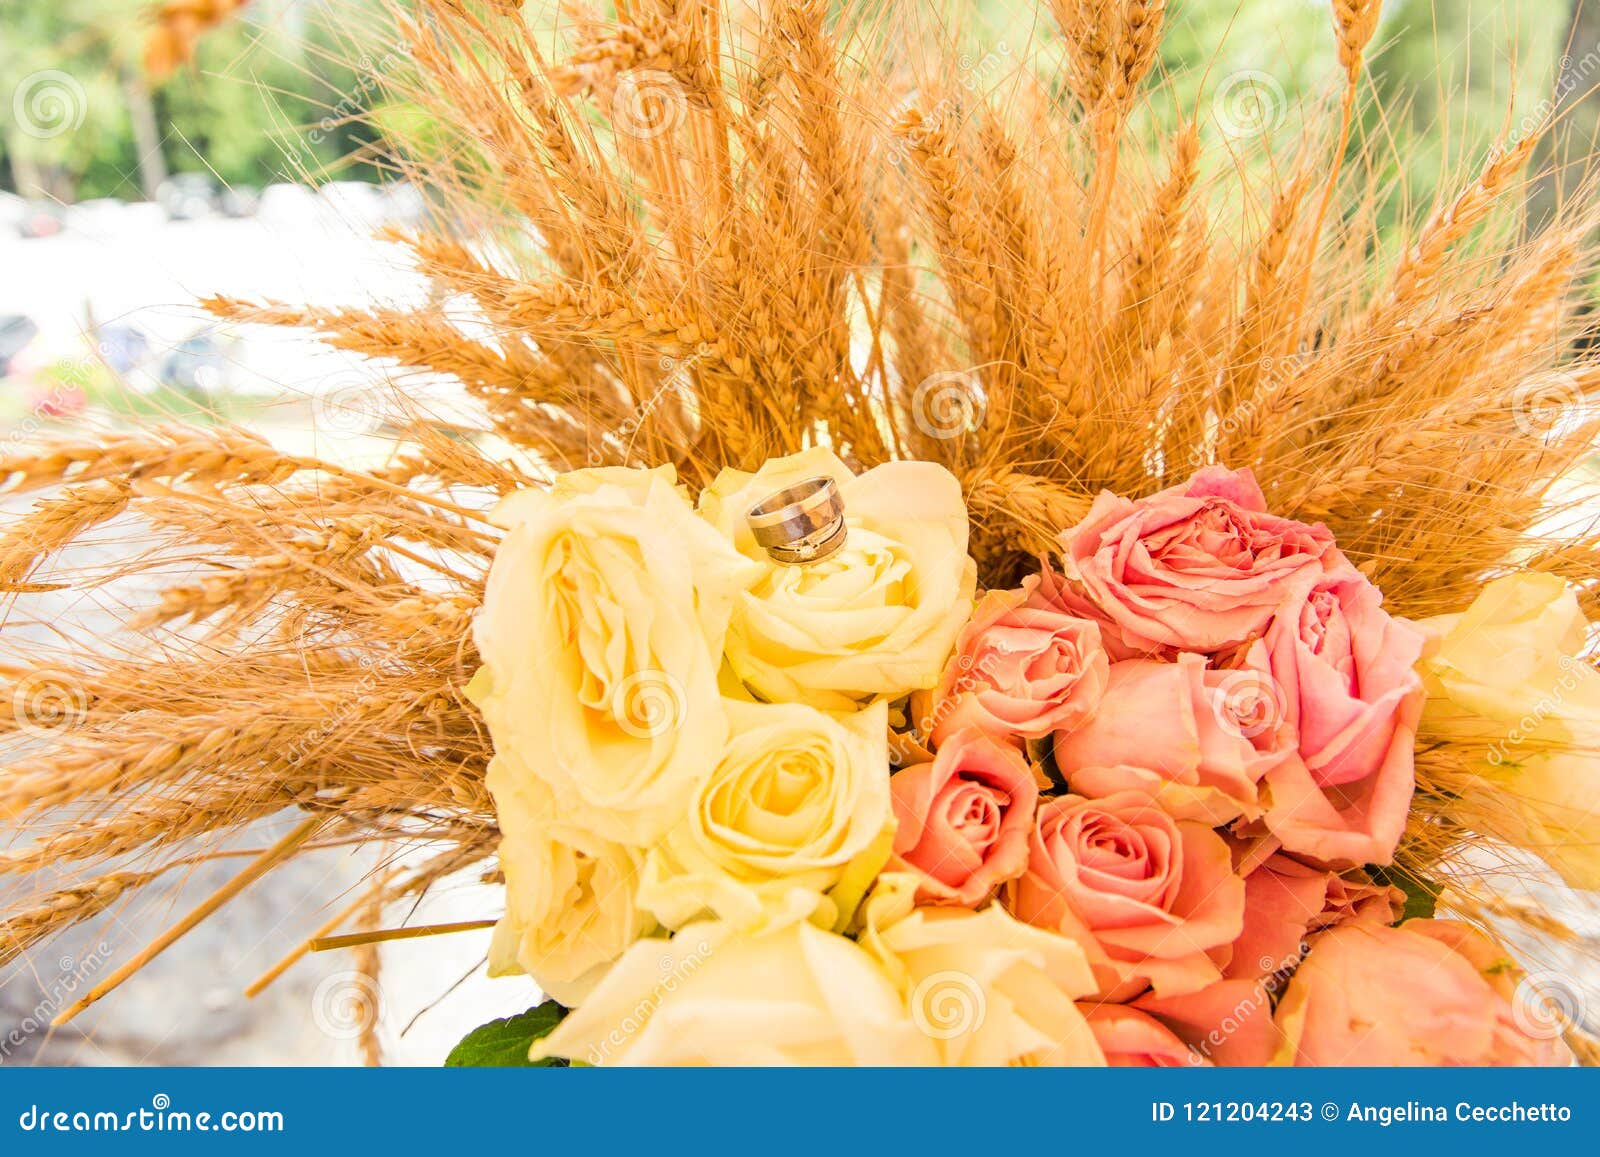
[{"left": 745, "top": 476, "right": 847, "bottom": 565}]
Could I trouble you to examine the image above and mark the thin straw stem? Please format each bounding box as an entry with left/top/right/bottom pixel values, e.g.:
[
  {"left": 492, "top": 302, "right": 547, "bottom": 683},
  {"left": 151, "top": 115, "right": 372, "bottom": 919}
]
[
  {"left": 53, "top": 815, "right": 326, "bottom": 1025},
  {"left": 308, "top": 918, "right": 496, "bottom": 952}
]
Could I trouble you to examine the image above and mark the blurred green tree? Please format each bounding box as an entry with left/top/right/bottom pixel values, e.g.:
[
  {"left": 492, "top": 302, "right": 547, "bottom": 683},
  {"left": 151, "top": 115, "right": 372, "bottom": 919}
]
[{"left": 0, "top": 0, "right": 385, "bottom": 201}]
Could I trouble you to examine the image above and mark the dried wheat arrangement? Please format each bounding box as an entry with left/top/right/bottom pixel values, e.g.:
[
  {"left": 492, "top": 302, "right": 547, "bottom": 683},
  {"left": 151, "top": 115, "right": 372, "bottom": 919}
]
[{"left": 4, "top": 0, "right": 1600, "bottom": 1064}]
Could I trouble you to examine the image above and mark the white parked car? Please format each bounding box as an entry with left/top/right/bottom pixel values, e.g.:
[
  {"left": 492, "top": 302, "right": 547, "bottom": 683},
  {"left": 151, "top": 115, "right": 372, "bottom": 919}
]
[
  {"left": 318, "top": 181, "right": 387, "bottom": 231},
  {"left": 256, "top": 182, "right": 325, "bottom": 228}
]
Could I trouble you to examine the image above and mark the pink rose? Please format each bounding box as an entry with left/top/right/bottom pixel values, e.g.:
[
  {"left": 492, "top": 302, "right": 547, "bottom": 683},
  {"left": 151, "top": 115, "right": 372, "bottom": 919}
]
[
  {"left": 1276, "top": 921, "right": 1569, "bottom": 1066},
  {"left": 927, "top": 578, "right": 1108, "bottom": 747},
  {"left": 1079, "top": 1002, "right": 1204, "bottom": 1066},
  {"left": 1060, "top": 466, "right": 1341, "bottom": 655},
  {"left": 1025, "top": 561, "right": 1149, "bottom": 662},
  {"left": 1053, "top": 644, "right": 1291, "bottom": 825},
  {"left": 1261, "top": 570, "right": 1425, "bottom": 865},
  {"left": 1225, "top": 851, "right": 1402, "bottom": 979},
  {"left": 1011, "top": 791, "right": 1245, "bottom": 999},
  {"left": 888, "top": 728, "right": 1038, "bottom": 906},
  {"left": 1131, "top": 979, "right": 1282, "bottom": 1066}
]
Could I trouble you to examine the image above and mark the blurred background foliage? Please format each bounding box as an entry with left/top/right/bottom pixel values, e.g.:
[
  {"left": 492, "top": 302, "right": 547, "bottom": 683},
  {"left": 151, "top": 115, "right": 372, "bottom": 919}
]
[
  {"left": 0, "top": 0, "right": 386, "bottom": 201},
  {"left": 0, "top": 1, "right": 1596, "bottom": 225}
]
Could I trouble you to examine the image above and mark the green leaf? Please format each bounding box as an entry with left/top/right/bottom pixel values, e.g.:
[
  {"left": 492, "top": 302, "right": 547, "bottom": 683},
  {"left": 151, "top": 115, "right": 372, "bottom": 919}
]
[
  {"left": 1367, "top": 865, "right": 1440, "bottom": 923},
  {"left": 444, "top": 1001, "right": 569, "bottom": 1067}
]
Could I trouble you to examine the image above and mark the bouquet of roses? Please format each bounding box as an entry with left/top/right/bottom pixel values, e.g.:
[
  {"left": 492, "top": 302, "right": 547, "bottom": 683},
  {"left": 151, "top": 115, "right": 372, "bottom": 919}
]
[{"left": 466, "top": 448, "right": 1584, "bottom": 1067}]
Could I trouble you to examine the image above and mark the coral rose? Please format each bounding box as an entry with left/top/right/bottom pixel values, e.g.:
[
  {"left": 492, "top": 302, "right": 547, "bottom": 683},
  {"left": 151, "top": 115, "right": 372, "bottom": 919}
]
[
  {"left": 1130, "top": 979, "right": 1282, "bottom": 1066},
  {"left": 1261, "top": 569, "right": 1425, "bottom": 865},
  {"left": 1080, "top": 1003, "right": 1204, "bottom": 1067},
  {"left": 1059, "top": 466, "right": 1340, "bottom": 655},
  {"left": 1225, "top": 851, "right": 1401, "bottom": 980},
  {"left": 925, "top": 577, "right": 1108, "bottom": 747},
  {"left": 1012, "top": 791, "right": 1245, "bottom": 999},
  {"left": 1023, "top": 562, "right": 1151, "bottom": 662},
  {"left": 1054, "top": 644, "right": 1290, "bottom": 825},
  {"left": 1274, "top": 921, "right": 1570, "bottom": 1066},
  {"left": 887, "top": 728, "right": 1038, "bottom": 906}
]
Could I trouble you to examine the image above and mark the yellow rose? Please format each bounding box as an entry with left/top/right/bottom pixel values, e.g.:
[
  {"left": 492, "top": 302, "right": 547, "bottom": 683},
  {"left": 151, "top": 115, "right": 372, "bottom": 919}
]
[
  {"left": 530, "top": 919, "right": 939, "bottom": 1065},
  {"left": 485, "top": 756, "right": 654, "bottom": 1005},
  {"left": 699, "top": 447, "right": 977, "bottom": 711},
  {"left": 860, "top": 874, "right": 1106, "bottom": 1065},
  {"left": 470, "top": 465, "right": 762, "bottom": 843},
  {"left": 1418, "top": 572, "right": 1600, "bottom": 888},
  {"left": 637, "top": 699, "right": 892, "bottom": 930}
]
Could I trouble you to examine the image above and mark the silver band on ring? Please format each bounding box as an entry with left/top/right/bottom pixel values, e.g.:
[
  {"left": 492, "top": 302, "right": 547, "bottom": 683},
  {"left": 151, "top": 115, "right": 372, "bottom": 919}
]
[{"left": 745, "top": 476, "right": 847, "bottom": 565}]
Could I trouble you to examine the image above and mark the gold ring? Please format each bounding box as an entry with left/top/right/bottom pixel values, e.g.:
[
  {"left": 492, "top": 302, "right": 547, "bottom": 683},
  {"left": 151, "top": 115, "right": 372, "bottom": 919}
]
[{"left": 745, "top": 476, "right": 847, "bottom": 565}]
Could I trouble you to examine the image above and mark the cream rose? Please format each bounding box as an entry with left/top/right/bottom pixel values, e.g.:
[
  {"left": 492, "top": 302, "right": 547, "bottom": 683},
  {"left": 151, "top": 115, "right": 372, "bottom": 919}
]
[
  {"left": 486, "top": 756, "right": 654, "bottom": 1006},
  {"left": 861, "top": 874, "right": 1105, "bottom": 1066},
  {"left": 1418, "top": 573, "right": 1600, "bottom": 889},
  {"left": 637, "top": 700, "right": 892, "bottom": 930},
  {"left": 699, "top": 447, "right": 976, "bottom": 710},
  {"left": 470, "top": 464, "right": 761, "bottom": 844},
  {"left": 531, "top": 918, "right": 938, "bottom": 1065}
]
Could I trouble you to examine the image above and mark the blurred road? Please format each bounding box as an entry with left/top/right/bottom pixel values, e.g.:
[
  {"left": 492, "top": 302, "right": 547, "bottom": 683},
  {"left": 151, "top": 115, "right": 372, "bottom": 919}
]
[{"left": 0, "top": 202, "right": 538, "bottom": 1067}]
